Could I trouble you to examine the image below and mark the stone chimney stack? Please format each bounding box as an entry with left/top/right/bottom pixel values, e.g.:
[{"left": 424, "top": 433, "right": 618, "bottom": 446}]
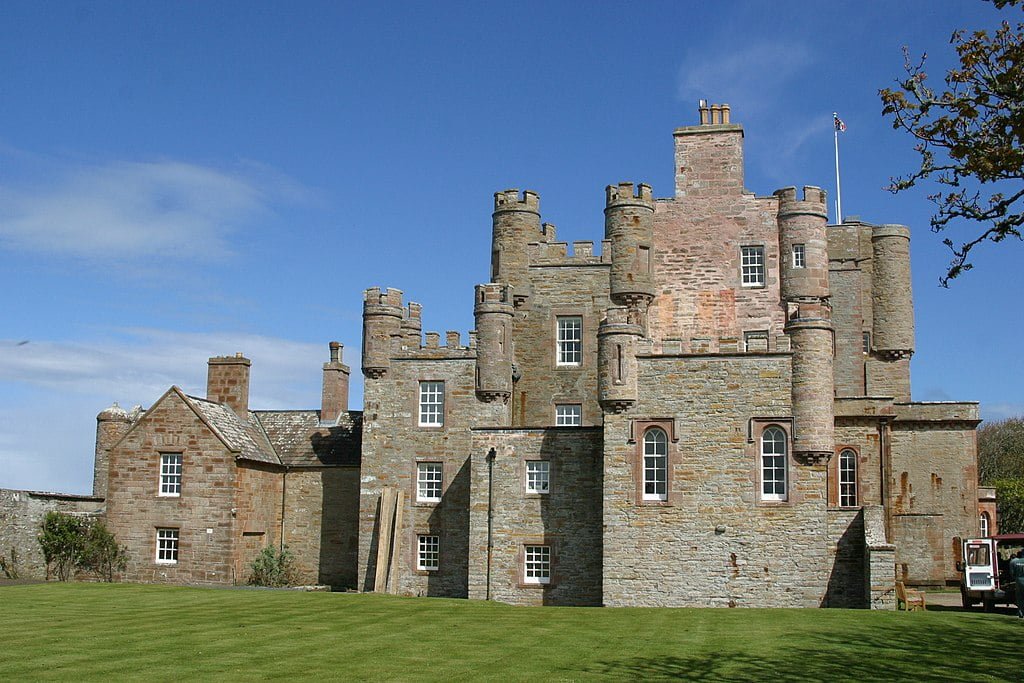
[
  {"left": 207, "top": 353, "right": 251, "bottom": 419},
  {"left": 321, "top": 341, "right": 351, "bottom": 425}
]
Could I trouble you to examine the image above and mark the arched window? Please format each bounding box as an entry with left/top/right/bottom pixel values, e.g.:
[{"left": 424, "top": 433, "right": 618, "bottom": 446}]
[
  {"left": 761, "top": 426, "right": 787, "bottom": 501},
  {"left": 643, "top": 428, "right": 668, "bottom": 501},
  {"left": 980, "top": 512, "right": 990, "bottom": 537},
  {"left": 839, "top": 449, "right": 858, "bottom": 507}
]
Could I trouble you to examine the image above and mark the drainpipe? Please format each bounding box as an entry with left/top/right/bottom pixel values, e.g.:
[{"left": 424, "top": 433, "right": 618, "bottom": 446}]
[
  {"left": 486, "top": 447, "right": 496, "bottom": 601},
  {"left": 280, "top": 466, "right": 289, "bottom": 551}
]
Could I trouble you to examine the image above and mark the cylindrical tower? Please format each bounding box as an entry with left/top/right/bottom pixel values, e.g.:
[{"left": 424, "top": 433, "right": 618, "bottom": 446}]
[
  {"left": 95, "top": 403, "right": 131, "bottom": 498},
  {"left": 598, "top": 306, "right": 642, "bottom": 413},
  {"left": 474, "top": 283, "right": 514, "bottom": 403},
  {"left": 492, "top": 189, "right": 540, "bottom": 295},
  {"left": 786, "top": 302, "right": 835, "bottom": 461},
  {"left": 776, "top": 186, "right": 829, "bottom": 301},
  {"left": 362, "top": 287, "right": 404, "bottom": 379},
  {"left": 871, "top": 225, "right": 915, "bottom": 359},
  {"left": 604, "top": 182, "right": 655, "bottom": 308}
]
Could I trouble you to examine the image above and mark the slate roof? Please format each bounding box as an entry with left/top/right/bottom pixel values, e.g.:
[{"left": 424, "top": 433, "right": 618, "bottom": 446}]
[
  {"left": 186, "top": 395, "right": 281, "bottom": 465},
  {"left": 253, "top": 410, "right": 362, "bottom": 467}
]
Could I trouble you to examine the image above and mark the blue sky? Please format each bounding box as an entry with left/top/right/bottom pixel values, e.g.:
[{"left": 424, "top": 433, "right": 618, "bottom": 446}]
[{"left": 2, "top": 1, "right": 1020, "bottom": 494}]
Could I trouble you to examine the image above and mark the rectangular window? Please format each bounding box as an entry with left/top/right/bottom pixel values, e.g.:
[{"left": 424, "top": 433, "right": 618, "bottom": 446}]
[
  {"left": 761, "top": 426, "right": 788, "bottom": 502},
  {"left": 839, "top": 449, "right": 858, "bottom": 507},
  {"left": 862, "top": 331, "right": 871, "bottom": 354},
  {"left": 417, "top": 535, "right": 439, "bottom": 571},
  {"left": 741, "top": 245, "right": 765, "bottom": 287},
  {"left": 418, "top": 381, "right": 444, "bottom": 426},
  {"left": 416, "top": 462, "right": 443, "bottom": 502},
  {"left": 792, "top": 244, "right": 806, "bottom": 268},
  {"left": 555, "top": 404, "right": 582, "bottom": 426},
  {"left": 526, "top": 461, "right": 550, "bottom": 495},
  {"left": 156, "top": 528, "right": 179, "bottom": 564},
  {"left": 643, "top": 428, "right": 669, "bottom": 501},
  {"left": 524, "top": 545, "right": 551, "bottom": 584},
  {"left": 556, "top": 316, "right": 582, "bottom": 366},
  {"left": 159, "top": 453, "right": 182, "bottom": 496}
]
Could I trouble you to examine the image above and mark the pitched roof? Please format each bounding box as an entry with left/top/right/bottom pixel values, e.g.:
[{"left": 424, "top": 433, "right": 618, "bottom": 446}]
[
  {"left": 186, "top": 395, "right": 281, "bottom": 465},
  {"left": 253, "top": 410, "right": 362, "bottom": 467}
]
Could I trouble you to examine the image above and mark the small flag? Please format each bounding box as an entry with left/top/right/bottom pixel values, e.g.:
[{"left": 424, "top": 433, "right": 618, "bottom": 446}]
[{"left": 833, "top": 112, "right": 847, "bottom": 132}]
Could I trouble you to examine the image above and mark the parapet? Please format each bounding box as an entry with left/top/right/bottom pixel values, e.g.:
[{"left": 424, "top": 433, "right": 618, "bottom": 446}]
[
  {"left": 363, "top": 287, "right": 405, "bottom": 310},
  {"left": 872, "top": 224, "right": 911, "bottom": 241},
  {"left": 605, "top": 182, "right": 653, "bottom": 209},
  {"left": 475, "top": 282, "right": 513, "bottom": 305},
  {"left": 774, "top": 186, "right": 828, "bottom": 218},
  {"left": 493, "top": 189, "right": 540, "bottom": 214}
]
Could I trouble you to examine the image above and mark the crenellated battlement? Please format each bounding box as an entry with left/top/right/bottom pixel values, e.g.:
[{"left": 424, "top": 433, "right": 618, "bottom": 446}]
[
  {"left": 605, "top": 182, "right": 653, "bottom": 209},
  {"left": 493, "top": 188, "right": 540, "bottom": 213},
  {"left": 363, "top": 286, "right": 404, "bottom": 309},
  {"left": 527, "top": 240, "right": 607, "bottom": 266},
  {"left": 476, "top": 282, "right": 513, "bottom": 304},
  {"left": 774, "top": 185, "right": 828, "bottom": 218}
]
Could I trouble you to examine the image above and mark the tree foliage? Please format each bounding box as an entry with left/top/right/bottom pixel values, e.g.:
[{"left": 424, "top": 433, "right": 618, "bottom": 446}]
[
  {"left": 978, "top": 416, "right": 1024, "bottom": 483},
  {"left": 990, "top": 478, "right": 1024, "bottom": 533},
  {"left": 880, "top": 0, "right": 1024, "bottom": 285},
  {"left": 37, "top": 512, "right": 127, "bottom": 582},
  {"left": 248, "top": 545, "right": 297, "bottom": 587}
]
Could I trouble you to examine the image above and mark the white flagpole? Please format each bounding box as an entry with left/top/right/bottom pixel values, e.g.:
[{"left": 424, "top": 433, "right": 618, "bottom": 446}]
[{"left": 833, "top": 113, "right": 843, "bottom": 224}]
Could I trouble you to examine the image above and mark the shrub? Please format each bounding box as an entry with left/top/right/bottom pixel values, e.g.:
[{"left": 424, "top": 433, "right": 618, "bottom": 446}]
[
  {"left": 37, "top": 512, "right": 128, "bottom": 582},
  {"left": 0, "top": 547, "right": 21, "bottom": 579},
  {"left": 248, "top": 545, "right": 297, "bottom": 587},
  {"left": 79, "top": 523, "right": 128, "bottom": 582}
]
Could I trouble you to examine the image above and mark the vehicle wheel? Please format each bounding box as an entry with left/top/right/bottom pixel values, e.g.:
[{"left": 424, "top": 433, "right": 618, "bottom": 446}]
[
  {"left": 961, "top": 586, "right": 974, "bottom": 609},
  {"left": 983, "top": 597, "right": 995, "bottom": 613}
]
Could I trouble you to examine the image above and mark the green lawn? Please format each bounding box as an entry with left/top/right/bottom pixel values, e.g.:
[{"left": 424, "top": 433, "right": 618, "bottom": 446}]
[{"left": 0, "top": 583, "right": 1018, "bottom": 681}]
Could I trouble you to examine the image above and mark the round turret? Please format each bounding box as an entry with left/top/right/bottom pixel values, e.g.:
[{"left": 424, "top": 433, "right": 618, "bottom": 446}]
[
  {"left": 598, "top": 306, "right": 642, "bottom": 413},
  {"left": 492, "top": 189, "right": 541, "bottom": 295},
  {"left": 604, "top": 183, "right": 655, "bottom": 307},
  {"left": 775, "top": 186, "right": 829, "bottom": 302},
  {"left": 94, "top": 402, "right": 132, "bottom": 499},
  {"left": 785, "top": 302, "right": 835, "bottom": 462},
  {"left": 474, "top": 283, "right": 514, "bottom": 402},
  {"left": 871, "top": 225, "right": 915, "bottom": 359},
  {"left": 362, "top": 287, "right": 404, "bottom": 379}
]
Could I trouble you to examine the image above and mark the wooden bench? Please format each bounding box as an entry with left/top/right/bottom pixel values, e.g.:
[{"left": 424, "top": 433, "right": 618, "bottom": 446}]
[{"left": 896, "top": 581, "right": 926, "bottom": 611}]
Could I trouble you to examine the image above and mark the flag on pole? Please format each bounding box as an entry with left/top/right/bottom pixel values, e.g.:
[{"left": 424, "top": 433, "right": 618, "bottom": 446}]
[{"left": 833, "top": 112, "right": 847, "bottom": 132}]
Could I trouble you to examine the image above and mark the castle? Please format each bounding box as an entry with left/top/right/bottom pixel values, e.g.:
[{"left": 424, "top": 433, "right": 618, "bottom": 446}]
[{"left": 2, "top": 105, "right": 985, "bottom": 608}]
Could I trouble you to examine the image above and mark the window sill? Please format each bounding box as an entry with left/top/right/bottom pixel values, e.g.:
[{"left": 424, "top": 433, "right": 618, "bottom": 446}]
[
  {"left": 638, "top": 499, "right": 674, "bottom": 507},
  {"left": 517, "top": 581, "right": 553, "bottom": 589},
  {"left": 155, "top": 560, "right": 178, "bottom": 565}
]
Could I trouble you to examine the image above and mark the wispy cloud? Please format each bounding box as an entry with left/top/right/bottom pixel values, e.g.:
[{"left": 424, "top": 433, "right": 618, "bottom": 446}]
[
  {"left": 0, "top": 159, "right": 301, "bottom": 263},
  {"left": 677, "top": 41, "right": 813, "bottom": 114}
]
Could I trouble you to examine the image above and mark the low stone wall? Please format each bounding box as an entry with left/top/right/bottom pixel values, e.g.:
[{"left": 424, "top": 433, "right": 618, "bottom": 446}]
[
  {"left": 863, "top": 505, "right": 895, "bottom": 609},
  {"left": 0, "top": 489, "right": 105, "bottom": 580}
]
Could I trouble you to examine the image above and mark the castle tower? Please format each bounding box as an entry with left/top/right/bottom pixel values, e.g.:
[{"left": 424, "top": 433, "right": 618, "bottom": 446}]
[
  {"left": 777, "top": 186, "right": 834, "bottom": 462},
  {"left": 94, "top": 403, "right": 131, "bottom": 498},
  {"left": 598, "top": 306, "right": 642, "bottom": 413},
  {"left": 321, "top": 341, "right": 351, "bottom": 425},
  {"left": 869, "top": 225, "right": 914, "bottom": 401},
  {"left": 400, "top": 302, "right": 423, "bottom": 349},
  {"left": 491, "top": 189, "right": 541, "bottom": 296},
  {"left": 207, "top": 353, "right": 251, "bottom": 419},
  {"left": 474, "top": 283, "right": 514, "bottom": 403},
  {"left": 605, "top": 182, "right": 655, "bottom": 319},
  {"left": 674, "top": 101, "right": 743, "bottom": 198},
  {"left": 361, "top": 287, "right": 404, "bottom": 379}
]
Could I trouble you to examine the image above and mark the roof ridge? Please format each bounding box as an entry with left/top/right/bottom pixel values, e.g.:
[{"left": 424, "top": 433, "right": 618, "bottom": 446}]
[{"left": 250, "top": 412, "right": 283, "bottom": 464}]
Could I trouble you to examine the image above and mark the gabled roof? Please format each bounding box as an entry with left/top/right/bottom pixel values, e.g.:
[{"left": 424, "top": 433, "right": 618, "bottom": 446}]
[
  {"left": 253, "top": 410, "right": 362, "bottom": 467},
  {"left": 186, "top": 394, "right": 281, "bottom": 466}
]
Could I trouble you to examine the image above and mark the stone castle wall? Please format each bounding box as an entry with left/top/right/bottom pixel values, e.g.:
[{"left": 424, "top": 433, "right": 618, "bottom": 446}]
[
  {"left": 0, "top": 489, "right": 104, "bottom": 579},
  {"left": 283, "top": 467, "right": 360, "bottom": 588}
]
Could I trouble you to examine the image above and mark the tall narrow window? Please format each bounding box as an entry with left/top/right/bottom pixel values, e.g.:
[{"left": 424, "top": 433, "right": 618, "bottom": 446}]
[
  {"left": 839, "top": 449, "right": 858, "bottom": 507},
  {"left": 862, "top": 331, "right": 871, "bottom": 354},
  {"left": 524, "top": 545, "right": 551, "bottom": 584},
  {"left": 418, "top": 381, "right": 444, "bottom": 426},
  {"left": 643, "top": 428, "right": 668, "bottom": 501},
  {"left": 417, "top": 462, "right": 442, "bottom": 502},
  {"left": 556, "top": 316, "right": 582, "bottom": 366},
  {"left": 980, "top": 512, "right": 990, "bottom": 537},
  {"left": 417, "top": 535, "right": 439, "bottom": 571},
  {"left": 526, "top": 461, "right": 550, "bottom": 494},
  {"left": 156, "top": 528, "right": 179, "bottom": 564},
  {"left": 616, "top": 344, "right": 623, "bottom": 382},
  {"left": 159, "top": 453, "right": 182, "bottom": 496},
  {"left": 741, "top": 245, "right": 765, "bottom": 287},
  {"left": 792, "top": 244, "right": 806, "bottom": 268},
  {"left": 555, "top": 404, "right": 582, "bottom": 426},
  {"left": 761, "top": 426, "right": 788, "bottom": 501}
]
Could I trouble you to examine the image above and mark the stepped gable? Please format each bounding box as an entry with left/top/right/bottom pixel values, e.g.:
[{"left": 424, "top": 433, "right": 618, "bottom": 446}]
[
  {"left": 254, "top": 410, "right": 362, "bottom": 467},
  {"left": 185, "top": 394, "right": 280, "bottom": 465}
]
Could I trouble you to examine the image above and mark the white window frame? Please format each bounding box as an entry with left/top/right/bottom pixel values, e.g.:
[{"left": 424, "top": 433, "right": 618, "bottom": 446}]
[
  {"left": 555, "top": 404, "right": 582, "bottom": 426},
  {"left": 741, "top": 245, "right": 765, "bottom": 287},
  {"left": 523, "top": 545, "right": 551, "bottom": 584},
  {"left": 761, "top": 426, "right": 788, "bottom": 501},
  {"left": 792, "top": 244, "right": 806, "bottom": 268},
  {"left": 158, "top": 453, "right": 182, "bottom": 497},
  {"left": 416, "top": 462, "right": 443, "bottom": 503},
  {"left": 556, "top": 316, "right": 583, "bottom": 366},
  {"left": 417, "top": 534, "right": 439, "bottom": 571},
  {"left": 526, "top": 460, "right": 550, "bottom": 495},
  {"left": 418, "top": 381, "right": 444, "bottom": 427},
  {"left": 642, "top": 428, "right": 668, "bottom": 501},
  {"left": 155, "top": 528, "right": 179, "bottom": 564},
  {"left": 980, "top": 512, "right": 990, "bottom": 537},
  {"left": 839, "top": 449, "right": 858, "bottom": 507}
]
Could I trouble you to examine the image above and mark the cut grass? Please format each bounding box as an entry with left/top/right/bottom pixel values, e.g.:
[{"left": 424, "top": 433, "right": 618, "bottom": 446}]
[{"left": 0, "top": 582, "right": 1019, "bottom": 681}]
